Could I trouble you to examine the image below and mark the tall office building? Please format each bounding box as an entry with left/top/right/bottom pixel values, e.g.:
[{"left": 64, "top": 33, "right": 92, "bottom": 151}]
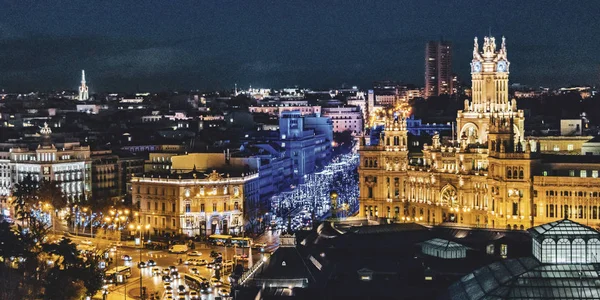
[{"left": 425, "top": 40, "right": 453, "bottom": 98}]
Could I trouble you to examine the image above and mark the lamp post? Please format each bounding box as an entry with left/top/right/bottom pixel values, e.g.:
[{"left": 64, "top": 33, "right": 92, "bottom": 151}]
[
  {"left": 83, "top": 207, "right": 93, "bottom": 238},
  {"left": 130, "top": 223, "right": 150, "bottom": 299}
]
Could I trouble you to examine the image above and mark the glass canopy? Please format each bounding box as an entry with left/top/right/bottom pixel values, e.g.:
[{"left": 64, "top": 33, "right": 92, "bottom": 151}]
[{"left": 448, "top": 257, "right": 600, "bottom": 299}]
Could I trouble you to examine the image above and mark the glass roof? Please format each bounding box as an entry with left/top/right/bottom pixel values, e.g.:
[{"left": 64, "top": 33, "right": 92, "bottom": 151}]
[
  {"left": 448, "top": 257, "right": 600, "bottom": 299},
  {"left": 421, "top": 238, "right": 467, "bottom": 251},
  {"left": 528, "top": 219, "right": 600, "bottom": 239}
]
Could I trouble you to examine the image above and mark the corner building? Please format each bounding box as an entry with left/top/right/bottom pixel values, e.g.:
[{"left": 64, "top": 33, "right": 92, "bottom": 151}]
[{"left": 359, "top": 36, "right": 600, "bottom": 230}]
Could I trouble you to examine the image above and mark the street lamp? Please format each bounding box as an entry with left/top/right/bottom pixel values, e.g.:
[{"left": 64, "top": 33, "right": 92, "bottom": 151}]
[{"left": 83, "top": 207, "right": 93, "bottom": 238}]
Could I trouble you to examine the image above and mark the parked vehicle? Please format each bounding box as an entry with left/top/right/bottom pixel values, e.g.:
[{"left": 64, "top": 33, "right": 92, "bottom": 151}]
[{"left": 169, "top": 245, "right": 188, "bottom": 254}]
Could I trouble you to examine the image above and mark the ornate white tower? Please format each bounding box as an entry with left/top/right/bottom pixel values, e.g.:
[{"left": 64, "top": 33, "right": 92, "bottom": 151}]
[
  {"left": 469, "top": 36, "right": 510, "bottom": 113},
  {"left": 78, "top": 70, "right": 89, "bottom": 101},
  {"left": 457, "top": 36, "right": 523, "bottom": 145}
]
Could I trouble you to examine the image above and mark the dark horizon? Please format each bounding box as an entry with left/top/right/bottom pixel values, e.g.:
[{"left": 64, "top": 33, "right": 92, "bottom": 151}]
[{"left": 1, "top": 0, "right": 599, "bottom": 93}]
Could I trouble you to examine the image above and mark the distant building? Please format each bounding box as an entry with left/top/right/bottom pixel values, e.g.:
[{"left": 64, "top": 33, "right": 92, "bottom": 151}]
[
  {"left": 560, "top": 119, "right": 582, "bottom": 136},
  {"left": 322, "top": 106, "right": 363, "bottom": 134},
  {"left": 425, "top": 40, "right": 453, "bottom": 97}
]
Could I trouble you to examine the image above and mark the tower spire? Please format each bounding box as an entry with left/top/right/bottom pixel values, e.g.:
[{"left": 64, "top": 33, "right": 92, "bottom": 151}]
[{"left": 78, "top": 69, "right": 89, "bottom": 101}]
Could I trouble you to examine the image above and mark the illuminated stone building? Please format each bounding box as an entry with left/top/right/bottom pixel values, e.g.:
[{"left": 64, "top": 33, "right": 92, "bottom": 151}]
[
  {"left": 131, "top": 153, "right": 260, "bottom": 236},
  {"left": 2, "top": 124, "right": 92, "bottom": 201},
  {"left": 359, "top": 36, "right": 600, "bottom": 230}
]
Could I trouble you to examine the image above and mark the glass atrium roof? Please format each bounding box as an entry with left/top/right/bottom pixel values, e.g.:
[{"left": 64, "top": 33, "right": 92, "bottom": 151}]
[
  {"left": 528, "top": 219, "right": 600, "bottom": 240},
  {"left": 421, "top": 238, "right": 467, "bottom": 251},
  {"left": 447, "top": 257, "right": 600, "bottom": 299}
]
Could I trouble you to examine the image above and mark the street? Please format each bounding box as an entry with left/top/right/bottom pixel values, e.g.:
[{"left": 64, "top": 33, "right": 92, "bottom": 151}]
[{"left": 56, "top": 234, "right": 271, "bottom": 300}]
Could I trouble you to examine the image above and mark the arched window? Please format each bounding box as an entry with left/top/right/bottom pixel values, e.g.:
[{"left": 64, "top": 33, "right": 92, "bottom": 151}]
[
  {"left": 557, "top": 239, "right": 571, "bottom": 263},
  {"left": 519, "top": 168, "right": 524, "bottom": 179},
  {"left": 234, "top": 202, "right": 239, "bottom": 210},
  {"left": 542, "top": 239, "right": 556, "bottom": 263},
  {"left": 572, "top": 239, "right": 586, "bottom": 263},
  {"left": 588, "top": 239, "right": 600, "bottom": 263},
  {"left": 507, "top": 168, "right": 512, "bottom": 179},
  {"left": 386, "top": 206, "right": 391, "bottom": 218},
  {"left": 185, "top": 202, "right": 191, "bottom": 213}
]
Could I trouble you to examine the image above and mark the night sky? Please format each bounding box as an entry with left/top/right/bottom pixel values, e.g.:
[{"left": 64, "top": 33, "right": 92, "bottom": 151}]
[{"left": 1, "top": 0, "right": 599, "bottom": 92}]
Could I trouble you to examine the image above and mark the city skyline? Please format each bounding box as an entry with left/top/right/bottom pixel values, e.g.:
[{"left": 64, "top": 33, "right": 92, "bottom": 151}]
[{"left": 0, "top": 1, "right": 599, "bottom": 92}]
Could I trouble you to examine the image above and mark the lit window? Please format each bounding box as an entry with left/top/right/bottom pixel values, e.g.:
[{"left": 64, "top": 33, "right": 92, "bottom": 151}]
[
  {"left": 581, "top": 170, "right": 587, "bottom": 178},
  {"left": 567, "top": 144, "right": 574, "bottom": 151},
  {"left": 593, "top": 171, "right": 599, "bottom": 178},
  {"left": 553, "top": 145, "right": 560, "bottom": 152}
]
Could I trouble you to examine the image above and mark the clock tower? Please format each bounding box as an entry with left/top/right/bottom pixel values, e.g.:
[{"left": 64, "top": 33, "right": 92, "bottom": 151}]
[{"left": 457, "top": 36, "right": 523, "bottom": 146}]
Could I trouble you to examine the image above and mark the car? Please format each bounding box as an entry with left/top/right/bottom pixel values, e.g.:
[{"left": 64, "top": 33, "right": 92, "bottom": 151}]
[
  {"left": 82, "top": 239, "right": 93, "bottom": 245},
  {"left": 163, "top": 282, "right": 171, "bottom": 289},
  {"left": 108, "top": 246, "right": 116, "bottom": 252},
  {"left": 177, "top": 295, "right": 186, "bottom": 300},
  {"left": 184, "top": 258, "right": 199, "bottom": 265},
  {"left": 171, "top": 271, "right": 180, "bottom": 279},
  {"left": 189, "top": 290, "right": 199, "bottom": 299},
  {"left": 206, "top": 262, "right": 215, "bottom": 269},
  {"left": 188, "top": 251, "right": 202, "bottom": 256},
  {"left": 121, "top": 255, "right": 132, "bottom": 261},
  {"left": 164, "top": 295, "right": 174, "bottom": 300},
  {"left": 165, "top": 286, "right": 174, "bottom": 294},
  {"left": 169, "top": 266, "right": 177, "bottom": 273},
  {"left": 253, "top": 243, "right": 267, "bottom": 249},
  {"left": 162, "top": 275, "right": 172, "bottom": 283},
  {"left": 152, "top": 267, "right": 161, "bottom": 276},
  {"left": 210, "top": 277, "right": 222, "bottom": 287},
  {"left": 196, "top": 259, "right": 208, "bottom": 266},
  {"left": 138, "top": 261, "right": 146, "bottom": 268},
  {"left": 147, "top": 260, "right": 156, "bottom": 266},
  {"left": 218, "top": 288, "right": 229, "bottom": 297},
  {"left": 177, "top": 285, "right": 186, "bottom": 293},
  {"left": 190, "top": 267, "right": 199, "bottom": 275},
  {"left": 199, "top": 282, "right": 212, "bottom": 294}
]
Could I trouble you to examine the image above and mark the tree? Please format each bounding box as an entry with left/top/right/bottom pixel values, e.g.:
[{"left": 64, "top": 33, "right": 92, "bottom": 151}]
[
  {"left": 12, "top": 175, "right": 38, "bottom": 224},
  {"left": 37, "top": 180, "right": 68, "bottom": 211}
]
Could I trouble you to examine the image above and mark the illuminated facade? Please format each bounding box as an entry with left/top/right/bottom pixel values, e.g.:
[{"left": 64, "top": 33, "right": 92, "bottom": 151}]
[
  {"left": 358, "top": 36, "right": 600, "bottom": 230},
  {"left": 0, "top": 123, "right": 92, "bottom": 203},
  {"left": 131, "top": 169, "right": 259, "bottom": 236}
]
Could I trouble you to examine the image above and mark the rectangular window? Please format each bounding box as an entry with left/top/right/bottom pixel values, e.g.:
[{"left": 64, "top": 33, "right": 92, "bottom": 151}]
[
  {"left": 162, "top": 203, "right": 166, "bottom": 211},
  {"left": 154, "top": 217, "right": 158, "bottom": 225},
  {"left": 147, "top": 202, "right": 150, "bottom": 210},
  {"left": 213, "top": 203, "right": 217, "bottom": 212},
  {"left": 172, "top": 203, "right": 176, "bottom": 212},
  {"left": 512, "top": 202, "right": 519, "bottom": 216},
  {"left": 368, "top": 187, "right": 373, "bottom": 198},
  {"left": 569, "top": 170, "right": 575, "bottom": 177},
  {"left": 154, "top": 202, "right": 158, "bottom": 210},
  {"left": 593, "top": 171, "right": 599, "bottom": 178},
  {"left": 224, "top": 202, "right": 227, "bottom": 211},
  {"left": 581, "top": 170, "right": 587, "bottom": 178},
  {"left": 567, "top": 144, "right": 574, "bottom": 151},
  {"left": 147, "top": 216, "right": 151, "bottom": 224},
  {"left": 162, "top": 218, "right": 166, "bottom": 227},
  {"left": 200, "top": 204, "right": 205, "bottom": 212},
  {"left": 172, "top": 219, "right": 176, "bottom": 227}
]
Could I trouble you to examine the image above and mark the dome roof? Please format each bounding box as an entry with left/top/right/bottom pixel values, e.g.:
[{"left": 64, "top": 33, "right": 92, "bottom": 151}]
[{"left": 317, "top": 221, "right": 344, "bottom": 239}]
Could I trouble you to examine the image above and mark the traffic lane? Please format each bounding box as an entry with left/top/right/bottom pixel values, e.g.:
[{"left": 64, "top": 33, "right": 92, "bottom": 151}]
[{"left": 110, "top": 249, "right": 233, "bottom": 298}]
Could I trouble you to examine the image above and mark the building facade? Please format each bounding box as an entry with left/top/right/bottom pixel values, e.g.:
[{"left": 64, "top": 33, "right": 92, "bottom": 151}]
[
  {"left": 425, "top": 40, "right": 453, "bottom": 98},
  {"left": 132, "top": 169, "right": 259, "bottom": 237},
  {"left": 322, "top": 106, "right": 364, "bottom": 134},
  {"left": 359, "top": 36, "right": 600, "bottom": 230},
  {"left": 0, "top": 124, "right": 92, "bottom": 205}
]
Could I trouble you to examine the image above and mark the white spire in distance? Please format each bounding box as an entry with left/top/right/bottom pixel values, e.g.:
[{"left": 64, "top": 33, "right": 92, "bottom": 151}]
[{"left": 78, "top": 69, "right": 89, "bottom": 101}]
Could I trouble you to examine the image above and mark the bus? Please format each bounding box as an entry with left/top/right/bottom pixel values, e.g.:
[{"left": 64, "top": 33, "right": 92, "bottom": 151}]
[
  {"left": 184, "top": 273, "right": 211, "bottom": 293},
  {"left": 208, "top": 234, "right": 232, "bottom": 246},
  {"left": 104, "top": 266, "right": 132, "bottom": 284},
  {"left": 230, "top": 237, "right": 252, "bottom": 248}
]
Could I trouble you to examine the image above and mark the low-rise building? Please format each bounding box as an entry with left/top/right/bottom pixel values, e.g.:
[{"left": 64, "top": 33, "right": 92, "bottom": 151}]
[
  {"left": 322, "top": 106, "right": 363, "bottom": 134},
  {"left": 132, "top": 167, "right": 259, "bottom": 237}
]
